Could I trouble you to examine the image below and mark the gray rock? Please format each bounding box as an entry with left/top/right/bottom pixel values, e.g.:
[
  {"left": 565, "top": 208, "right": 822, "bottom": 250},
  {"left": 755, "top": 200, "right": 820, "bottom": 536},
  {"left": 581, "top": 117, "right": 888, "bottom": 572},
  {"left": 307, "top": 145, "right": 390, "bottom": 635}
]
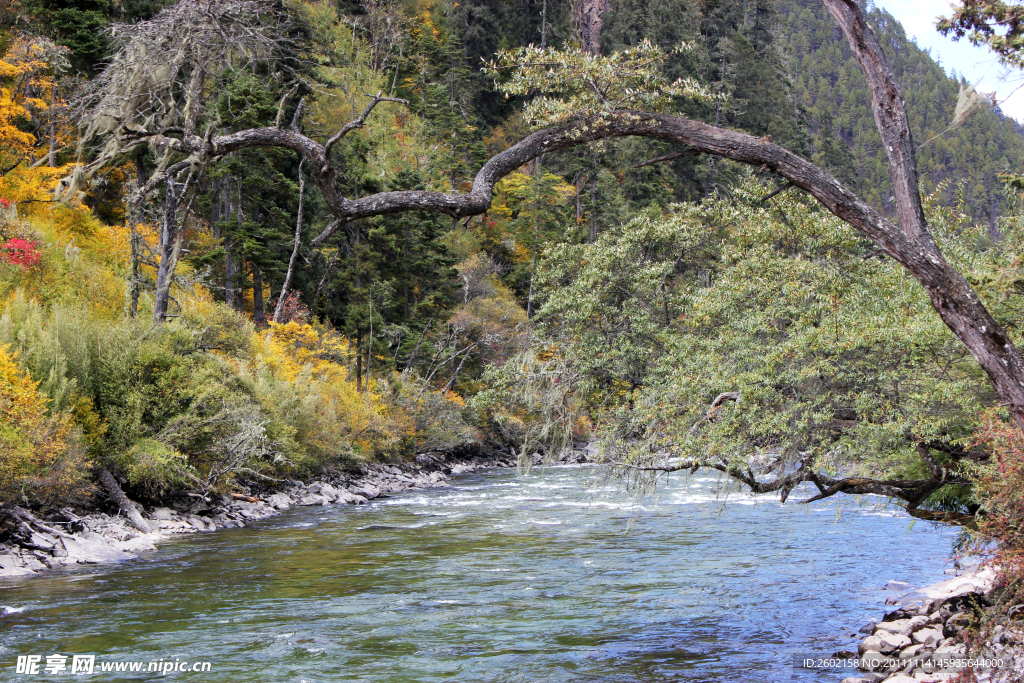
[
  {"left": 885, "top": 580, "right": 910, "bottom": 591},
  {"left": 860, "top": 636, "right": 888, "bottom": 655},
  {"left": 350, "top": 485, "right": 379, "bottom": 500},
  {"left": 299, "top": 494, "right": 327, "bottom": 506},
  {"left": 187, "top": 515, "right": 213, "bottom": 531},
  {"left": 880, "top": 633, "right": 912, "bottom": 652},
  {"left": 876, "top": 620, "right": 910, "bottom": 634},
  {"left": 59, "top": 535, "right": 133, "bottom": 565},
  {"left": 898, "top": 643, "right": 925, "bottom": 660},
  {"left": 903, "top": 615, "right": 929, "bottom": 634},
  {"left": 0, "top": 566, "right": 35, "bottom": 578},
  {"left": 857, "top": 651, "right": 889, "bottom": 671},
  {"left": 318, "top": 484, "right": 341, "bottom": 502},
  {"left": 912, "top": 628, "right": 942, "bottom": 647},
  {"left": 150, "top": 507, "right": 176, "bottom": 521},
  {"left": 266, "top": 493, "right": 292, "bottom": 509},
  {"left": 0, "top": 553, "right": 22, "bottom": 569}
]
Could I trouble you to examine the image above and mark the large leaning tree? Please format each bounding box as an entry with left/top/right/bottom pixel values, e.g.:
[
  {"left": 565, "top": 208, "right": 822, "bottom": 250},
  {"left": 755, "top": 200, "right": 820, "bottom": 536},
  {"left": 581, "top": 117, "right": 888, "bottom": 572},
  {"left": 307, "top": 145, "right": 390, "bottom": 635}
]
[{"left": 69, "top": 0, "right": 1024, "bottom": 436}]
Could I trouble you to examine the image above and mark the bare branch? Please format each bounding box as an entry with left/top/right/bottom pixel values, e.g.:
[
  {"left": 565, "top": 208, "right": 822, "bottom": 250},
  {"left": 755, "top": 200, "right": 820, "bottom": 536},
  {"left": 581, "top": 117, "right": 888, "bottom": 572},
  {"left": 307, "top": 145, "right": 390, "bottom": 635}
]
[
  {"left": 760, "top": 180, "right": 795, "bottom": 203},
  {"left": 275, "top": 83, "right": 301, "bottom": 128},
  {"left": 321, "top": 91, "right": 409, "bottom": 169}
]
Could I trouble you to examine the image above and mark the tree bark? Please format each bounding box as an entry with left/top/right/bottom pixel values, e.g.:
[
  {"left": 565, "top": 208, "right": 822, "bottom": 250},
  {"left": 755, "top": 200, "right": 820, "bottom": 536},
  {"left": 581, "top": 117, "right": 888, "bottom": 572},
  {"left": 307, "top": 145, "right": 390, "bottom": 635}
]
[
  {"left": 153, "top": 178, "right": 181, "bottom": 323},
  {"left": 273, "top": 159, "right": 304, "bottom": 324}
]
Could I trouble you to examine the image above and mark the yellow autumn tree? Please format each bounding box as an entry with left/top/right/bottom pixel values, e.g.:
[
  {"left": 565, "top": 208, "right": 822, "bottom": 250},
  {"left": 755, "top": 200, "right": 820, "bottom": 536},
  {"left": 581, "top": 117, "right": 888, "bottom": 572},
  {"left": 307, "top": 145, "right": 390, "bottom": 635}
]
[
  {"left": 0, "top": 36, "right": 75, "bottom": 211},
  {"left": 0, "top": 343, "right": 88, "bottom": 502}
]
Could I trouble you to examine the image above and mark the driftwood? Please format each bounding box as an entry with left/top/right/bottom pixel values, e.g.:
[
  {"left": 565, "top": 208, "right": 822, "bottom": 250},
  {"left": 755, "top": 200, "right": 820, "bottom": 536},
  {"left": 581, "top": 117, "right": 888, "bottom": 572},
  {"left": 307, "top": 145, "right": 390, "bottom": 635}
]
[{"left": 98, "top": 469, "right": 152, "bottom": 533}]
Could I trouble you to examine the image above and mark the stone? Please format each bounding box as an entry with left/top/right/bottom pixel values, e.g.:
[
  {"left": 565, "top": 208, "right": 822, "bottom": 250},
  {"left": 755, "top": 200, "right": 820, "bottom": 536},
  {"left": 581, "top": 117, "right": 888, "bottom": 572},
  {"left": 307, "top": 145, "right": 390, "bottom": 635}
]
[
  {"left": 886, "top": 580, "right": 911, "bottom": 591},
  {"left": 188, "top": 515, "right": 214, "bottom": 531},
  {"left": 318, "top": 484, "right": 340, "bottom": 502},
  {"left": 0, "top": 566, "right": 35, "bottom": 578},
  {"left": 885, "top": 677, "right": 918, "bottom": 683},
  {"left": 900, "top": 644, "right": 925, "bottom": 660},
  {"left": 350, "top": 486, "right": 378, "bottom": 500},
  {"left": 861, "top": 636, "right": 888, "bottom": 655},
  {"left": 912, "top": 628, "right": 942, "bottom": 647},
  {"left": 880, "top": 634, "right": 912, "bottom": 652},
  {"left": 877, "top": 620, "right": 911, "bottom": 634},
  {"left": 858, "top": 652, "right": 890, "bottom": 671},
  {"left": 150, "top": 507, "right": 176, "bottom": 521},
  {"left": 266, "top": 493, "right": 292, "bottom": 509},
  {"left": 0, "top": 554, "right": 22, "bottom": 570},
  {"left": 860, "top": 621, "right": 877, "bottom": 634},
  {"left": 59, "top": 535, "right": 133, "bottom": 565},
  {"left": 299, "top": 494, "right": 327, "bottom": 506},
  {"left": 117, "top": 536, "right": 157, "bottom": 553},
  {"left": 904, "top": 616, "right": 930, "bottom": 633}
]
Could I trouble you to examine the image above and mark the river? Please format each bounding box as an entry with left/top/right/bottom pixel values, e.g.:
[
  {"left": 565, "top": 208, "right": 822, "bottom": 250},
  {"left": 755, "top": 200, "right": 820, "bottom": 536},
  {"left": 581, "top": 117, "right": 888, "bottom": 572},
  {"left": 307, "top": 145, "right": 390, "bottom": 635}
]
[{"left": 1, "top": 465, "right": 956, "bottom": 682}]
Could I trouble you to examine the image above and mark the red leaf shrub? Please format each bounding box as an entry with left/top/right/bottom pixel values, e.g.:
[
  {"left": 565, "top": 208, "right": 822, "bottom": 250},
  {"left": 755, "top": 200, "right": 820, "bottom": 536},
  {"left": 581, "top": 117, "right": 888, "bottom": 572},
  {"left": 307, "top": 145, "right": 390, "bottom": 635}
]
[{"left": 0, "top": 237, "right": 41, "bottom": 269}]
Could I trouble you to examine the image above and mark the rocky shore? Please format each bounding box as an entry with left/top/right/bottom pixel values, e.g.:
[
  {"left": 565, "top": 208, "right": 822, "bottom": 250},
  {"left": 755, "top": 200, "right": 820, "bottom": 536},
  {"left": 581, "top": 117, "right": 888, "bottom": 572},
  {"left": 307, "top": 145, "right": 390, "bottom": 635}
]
[
  {"left": 0, "top": 450, "right": 554, "bottom": 579},
  {"left": 841, "top": 565, "right": 1018, "bottom": 683}
]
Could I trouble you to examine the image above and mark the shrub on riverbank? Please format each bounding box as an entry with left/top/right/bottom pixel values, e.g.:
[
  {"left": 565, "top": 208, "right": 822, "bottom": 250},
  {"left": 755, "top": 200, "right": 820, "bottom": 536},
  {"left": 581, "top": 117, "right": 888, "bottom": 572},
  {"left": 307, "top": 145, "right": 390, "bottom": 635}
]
[{"left": 0, "top": 343, "right": 88, "bottom": 503}]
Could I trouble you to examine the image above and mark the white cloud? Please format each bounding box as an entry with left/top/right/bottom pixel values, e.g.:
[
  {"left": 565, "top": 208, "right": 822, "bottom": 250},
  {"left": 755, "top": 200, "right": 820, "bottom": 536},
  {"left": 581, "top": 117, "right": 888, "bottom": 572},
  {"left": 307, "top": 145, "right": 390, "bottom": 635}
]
[{"left": 878, "top": 0, "right": 1024, "bottom": 123}]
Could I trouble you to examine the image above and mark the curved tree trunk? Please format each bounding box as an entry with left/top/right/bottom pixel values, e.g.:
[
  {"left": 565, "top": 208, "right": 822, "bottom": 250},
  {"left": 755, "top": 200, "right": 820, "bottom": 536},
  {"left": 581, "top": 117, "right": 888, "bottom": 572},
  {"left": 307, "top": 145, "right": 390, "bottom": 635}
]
[{"left": 111, "top": 1, "right": 1024, "bottom": 430}]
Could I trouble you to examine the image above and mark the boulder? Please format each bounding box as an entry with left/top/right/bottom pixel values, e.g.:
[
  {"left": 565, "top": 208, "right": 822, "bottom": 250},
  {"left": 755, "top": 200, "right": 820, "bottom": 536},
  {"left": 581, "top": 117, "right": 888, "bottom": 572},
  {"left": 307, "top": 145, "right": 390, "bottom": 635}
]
[
  {"left": 0, "top": 554, "right": 22, "bottom": 570},
  {"left": 266, "top": 493, "right": 292, "bottom": 509},
  {"left": 0, "top": 566, "right": 35, "bottom": 578},
  {"left": 877, "top": 620, "right": 911, "bottom": 635},
  {"left": 299, "top": 494, "right": 328, "bottom": 506},
  {"left": 861, "top": 637, "right": 888, "bottom": 655},
  {"left": 886, "top": 580, "right": 911, "bottom": 591},
  {"left": 350, "top": 485, "right": 379, "bottom": 500},
  {"left": 150, "top": 507, "right": 176, "bottom": 521},
  {"left": 899, "top": 644, "right": 925, "bottom": 660},
  {"left": 912, "top": 628, "right": 942, "bottom": 647},
  {"left": 59, "top": 535, "right": 133, "bottom": 565},
  {"left": 880, "top": 634, "right": 912, "bottom": 653},
  {"left": 858, "top": 652, "right": 890, "bottom": 671},
  {"left": 318, "top": 484, "right": 340, "bottom": 502}
]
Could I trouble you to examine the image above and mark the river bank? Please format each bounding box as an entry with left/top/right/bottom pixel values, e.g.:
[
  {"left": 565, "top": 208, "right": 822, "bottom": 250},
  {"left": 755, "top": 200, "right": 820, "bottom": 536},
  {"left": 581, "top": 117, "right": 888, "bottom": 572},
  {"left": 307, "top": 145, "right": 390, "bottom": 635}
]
[
  {"left": 0, "top": 449, "right": 579, "bottom": 580},
  {"left": 841, "top": 564, "right": 1017, "bottom": 683}
]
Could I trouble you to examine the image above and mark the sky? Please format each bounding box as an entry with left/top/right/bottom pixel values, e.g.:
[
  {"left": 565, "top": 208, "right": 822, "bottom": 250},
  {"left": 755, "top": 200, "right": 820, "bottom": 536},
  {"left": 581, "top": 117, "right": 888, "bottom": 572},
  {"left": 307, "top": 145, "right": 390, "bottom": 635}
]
[{"left": 877, "top": 0, "right": 1024, "bottom": 123}]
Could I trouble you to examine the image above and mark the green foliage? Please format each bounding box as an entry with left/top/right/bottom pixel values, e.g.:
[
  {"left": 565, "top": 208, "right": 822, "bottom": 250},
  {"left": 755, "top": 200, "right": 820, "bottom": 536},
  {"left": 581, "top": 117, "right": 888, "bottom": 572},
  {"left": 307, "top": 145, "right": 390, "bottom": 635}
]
[
  {"left": 938, "top": 0, "right": 1024, "bottom": 70},
  {"left": 487, "top": 40, "right": 715, "bottom": 128},
  {"left": 483, "top": 174, "right": 1021, "bottom": 495}
]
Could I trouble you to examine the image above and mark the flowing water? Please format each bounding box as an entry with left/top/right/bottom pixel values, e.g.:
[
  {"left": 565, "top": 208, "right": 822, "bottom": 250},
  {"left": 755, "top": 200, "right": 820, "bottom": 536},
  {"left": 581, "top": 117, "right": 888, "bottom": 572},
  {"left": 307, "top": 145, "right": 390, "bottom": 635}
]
[{"left": 0, "top": 466, "right": 956, "bottom": 682}]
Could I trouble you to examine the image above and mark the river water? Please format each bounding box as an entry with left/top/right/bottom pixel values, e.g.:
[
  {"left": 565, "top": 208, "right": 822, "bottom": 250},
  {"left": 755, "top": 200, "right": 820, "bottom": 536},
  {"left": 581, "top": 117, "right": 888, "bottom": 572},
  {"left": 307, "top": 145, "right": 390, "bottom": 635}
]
[{"left": 1, "top": 466, "right": 956, "bottom": 682}]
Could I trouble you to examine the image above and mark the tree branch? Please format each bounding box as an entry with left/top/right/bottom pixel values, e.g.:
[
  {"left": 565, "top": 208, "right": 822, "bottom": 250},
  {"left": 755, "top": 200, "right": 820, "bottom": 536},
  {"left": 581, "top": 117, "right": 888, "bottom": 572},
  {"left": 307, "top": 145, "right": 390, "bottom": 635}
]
[{"left": 321, "top": 91, "right": 409, "bottom": 169}]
